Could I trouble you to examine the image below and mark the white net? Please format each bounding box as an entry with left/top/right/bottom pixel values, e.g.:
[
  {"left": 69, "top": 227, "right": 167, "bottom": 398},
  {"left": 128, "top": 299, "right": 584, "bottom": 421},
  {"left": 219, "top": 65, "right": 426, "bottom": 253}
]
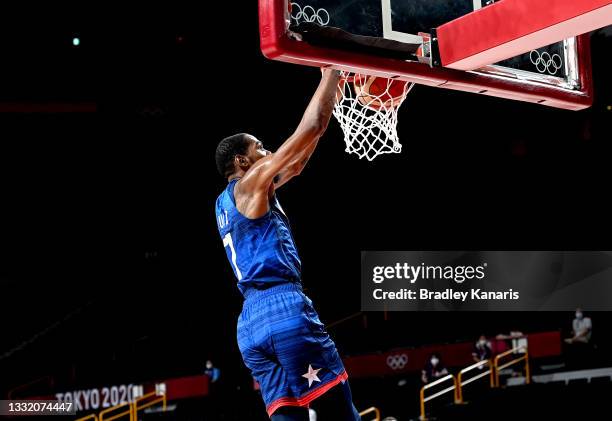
[{"left": 333, "top": 72, "right": 414, "bottom": 161}]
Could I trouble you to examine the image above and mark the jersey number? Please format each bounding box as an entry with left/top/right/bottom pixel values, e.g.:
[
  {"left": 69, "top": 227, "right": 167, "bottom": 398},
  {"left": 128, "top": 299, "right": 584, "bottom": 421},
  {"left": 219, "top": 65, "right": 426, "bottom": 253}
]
[{"left": 222, "top": 233, "right": 243, "bottom": 280}]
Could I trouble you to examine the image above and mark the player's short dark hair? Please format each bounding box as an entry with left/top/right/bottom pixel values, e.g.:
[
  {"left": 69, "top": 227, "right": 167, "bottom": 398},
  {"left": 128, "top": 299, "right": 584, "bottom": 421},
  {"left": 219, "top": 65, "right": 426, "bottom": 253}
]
[{"left": 215, "top": 133, "right": 251, "bottom": 178}]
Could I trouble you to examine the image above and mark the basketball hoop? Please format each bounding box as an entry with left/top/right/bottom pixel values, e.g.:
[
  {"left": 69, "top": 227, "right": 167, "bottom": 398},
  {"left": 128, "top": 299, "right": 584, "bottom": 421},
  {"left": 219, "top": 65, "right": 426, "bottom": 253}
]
[{"left": 333, "top": 72, "right": 413, "bottom": 161}]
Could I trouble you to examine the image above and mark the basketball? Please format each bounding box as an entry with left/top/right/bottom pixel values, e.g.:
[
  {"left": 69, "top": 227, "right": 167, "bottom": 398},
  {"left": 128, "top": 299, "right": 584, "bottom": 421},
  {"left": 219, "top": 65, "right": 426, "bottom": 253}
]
[{"left": 353, "top": 75, "right": 409, "bottom": 110}]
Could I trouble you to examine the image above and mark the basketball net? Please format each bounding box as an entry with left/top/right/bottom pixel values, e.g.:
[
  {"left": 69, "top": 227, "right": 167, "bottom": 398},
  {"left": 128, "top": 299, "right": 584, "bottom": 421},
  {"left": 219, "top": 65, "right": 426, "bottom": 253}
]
[{"left": 333, "top": 72, "right": 414, "bottom": 161}]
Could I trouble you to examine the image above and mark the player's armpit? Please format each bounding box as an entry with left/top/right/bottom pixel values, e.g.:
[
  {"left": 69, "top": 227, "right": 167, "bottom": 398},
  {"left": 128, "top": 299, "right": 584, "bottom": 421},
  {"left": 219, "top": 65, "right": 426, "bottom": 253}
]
[
  {"left": 273, "top": 160, "right": 303, "bottom": 189},
  {"left": 274, "top": 139, "right": 319, "bottom": 189}
]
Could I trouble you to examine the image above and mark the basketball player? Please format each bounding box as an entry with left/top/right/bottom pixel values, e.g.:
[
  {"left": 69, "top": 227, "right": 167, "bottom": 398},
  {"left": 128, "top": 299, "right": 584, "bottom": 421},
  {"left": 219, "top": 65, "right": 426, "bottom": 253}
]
[{"left": 215, "top": 69, "right": 361, "bottom": 420}]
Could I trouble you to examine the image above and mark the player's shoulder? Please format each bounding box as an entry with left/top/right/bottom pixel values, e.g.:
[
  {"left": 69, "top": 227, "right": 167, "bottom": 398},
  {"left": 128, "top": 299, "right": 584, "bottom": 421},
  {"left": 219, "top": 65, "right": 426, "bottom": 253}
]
[{"left": 216, "top": 183, "right": 233, "bottom": 206}]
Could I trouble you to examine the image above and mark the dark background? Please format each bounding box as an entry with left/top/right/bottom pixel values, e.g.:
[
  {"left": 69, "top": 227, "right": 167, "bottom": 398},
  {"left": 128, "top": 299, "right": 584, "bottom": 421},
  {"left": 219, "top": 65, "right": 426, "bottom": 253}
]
[{"left": 0, "top": 1, "right": 611, "bottom": 414}]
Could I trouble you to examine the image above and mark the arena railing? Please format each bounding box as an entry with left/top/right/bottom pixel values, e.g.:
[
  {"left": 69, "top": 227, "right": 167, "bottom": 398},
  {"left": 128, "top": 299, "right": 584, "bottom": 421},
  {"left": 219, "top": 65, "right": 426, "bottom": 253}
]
[
  {"left": 358, "top": 406, "right": 381, "bottom": 420},
  {"left": 133, "top": 391, "right": 167, "bottom": 418},
  {"left": 419, "top": 373, "right": 457, "bottom": 420},
  {"left": 493, "top": 345, "right": 530, "bottom": 387},
  {"left": 455, "top": 359, "right": 494, "bottom": 403},
  {"left": 98, "top": 401, "right": 132, "bottom": 421}
]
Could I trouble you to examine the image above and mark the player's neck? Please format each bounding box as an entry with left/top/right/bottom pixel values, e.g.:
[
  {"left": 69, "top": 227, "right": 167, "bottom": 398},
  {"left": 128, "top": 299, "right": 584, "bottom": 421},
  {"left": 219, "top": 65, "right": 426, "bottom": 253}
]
[{"left": 228, "top": 165, "right": 251, "bottom": 182}]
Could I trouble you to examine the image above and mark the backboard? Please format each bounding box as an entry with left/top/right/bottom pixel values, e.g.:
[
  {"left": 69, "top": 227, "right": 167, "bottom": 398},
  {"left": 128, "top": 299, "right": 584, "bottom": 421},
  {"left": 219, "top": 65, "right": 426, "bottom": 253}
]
[{"left": 259, "top": 0, "right": 594, "bottom": 110}]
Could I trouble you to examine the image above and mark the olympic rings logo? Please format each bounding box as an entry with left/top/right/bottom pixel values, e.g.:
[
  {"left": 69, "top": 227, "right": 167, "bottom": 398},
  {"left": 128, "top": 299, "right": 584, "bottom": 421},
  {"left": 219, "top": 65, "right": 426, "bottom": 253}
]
[
  {"left": 290, "top": 2, "right": 330, "bottom": 26},
  {"left": 386, "top": 354, "right": 408, "bottom": 370},
  {"left": 529, "top": 50, "right": 563, "bottom": 75}
]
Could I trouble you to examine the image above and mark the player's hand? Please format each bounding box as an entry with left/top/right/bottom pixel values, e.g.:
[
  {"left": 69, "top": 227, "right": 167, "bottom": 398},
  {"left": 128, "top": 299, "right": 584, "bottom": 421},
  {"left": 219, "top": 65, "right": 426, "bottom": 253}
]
[{"left": 320, "top": 67, "right": 341, "bottom": 79}]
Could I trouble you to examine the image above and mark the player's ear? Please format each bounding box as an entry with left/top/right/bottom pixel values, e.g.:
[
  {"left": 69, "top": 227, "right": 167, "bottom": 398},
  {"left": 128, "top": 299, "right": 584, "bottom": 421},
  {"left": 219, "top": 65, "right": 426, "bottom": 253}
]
[{"left": 235, "top": 154, "right": 249, "bottom": 169}]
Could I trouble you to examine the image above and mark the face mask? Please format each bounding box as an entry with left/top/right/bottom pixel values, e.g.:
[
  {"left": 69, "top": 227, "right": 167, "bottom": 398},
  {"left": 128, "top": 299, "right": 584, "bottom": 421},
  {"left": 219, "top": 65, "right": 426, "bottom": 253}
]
[
  {"left": 576, "top": 312, "right": 583, "bottom": 319},
  {"left": 431, "top": 358, "right": 439, "bottom": 366},
  {"left": 478, "top": 340, "right": 487, "bottom": 346},
  {"left": 206, "top": 363, "right": 213, "bottom": 369}
]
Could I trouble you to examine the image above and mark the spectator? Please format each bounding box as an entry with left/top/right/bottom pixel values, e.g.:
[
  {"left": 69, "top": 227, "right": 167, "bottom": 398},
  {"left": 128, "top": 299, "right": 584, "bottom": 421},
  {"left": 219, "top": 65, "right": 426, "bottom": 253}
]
[
  {"left": 495, "top": 329, "right": 524, "bottom": 341},
  {"left": 204, "top": 360, "right": 221, "bottom": 383},
  {"left": 472, "top": 335, "right": 492, "bottom": 365},
  {"left": 564, "top": 308, "right": 592, "bottom": 345},
  {"left": 204, "top": 360, "right": 223, "bottom": 418},
  {"left": 495, "top": 329, "right": 526, "bottom": 355},
  {"left": 421, "top": 353, "right": 448, "bottom": 384}
]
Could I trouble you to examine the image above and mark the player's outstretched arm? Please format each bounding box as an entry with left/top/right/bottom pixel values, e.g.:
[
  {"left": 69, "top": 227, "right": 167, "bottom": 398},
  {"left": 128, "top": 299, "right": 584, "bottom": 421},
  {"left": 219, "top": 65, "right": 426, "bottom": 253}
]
[{"left": 272, "top": 136, "right": 319, "bottom": 189}]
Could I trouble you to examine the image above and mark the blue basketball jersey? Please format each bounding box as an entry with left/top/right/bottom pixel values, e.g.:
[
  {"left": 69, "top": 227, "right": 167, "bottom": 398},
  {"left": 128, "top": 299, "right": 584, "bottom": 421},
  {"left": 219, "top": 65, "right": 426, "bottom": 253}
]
[{"left": 215, "top": 179, "right": 301, "bottom": 296}]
